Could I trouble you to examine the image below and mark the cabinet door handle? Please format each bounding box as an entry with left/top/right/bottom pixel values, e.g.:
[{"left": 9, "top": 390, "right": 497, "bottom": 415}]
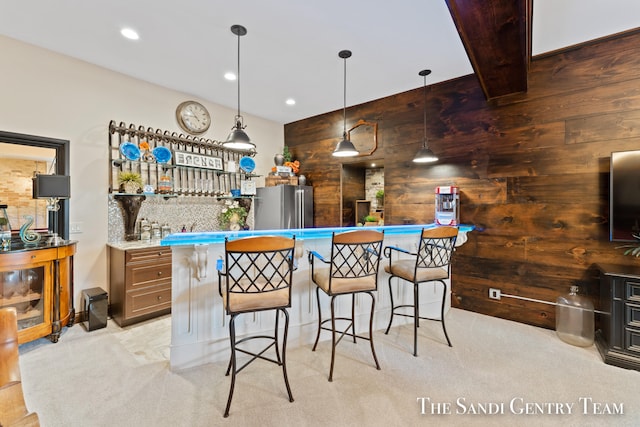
[
  {"left": 157, "top": 271, "right": 163, "bottom": 276},
  {"left": 157, "top": 295, "right": 163, "bottom": 300}
]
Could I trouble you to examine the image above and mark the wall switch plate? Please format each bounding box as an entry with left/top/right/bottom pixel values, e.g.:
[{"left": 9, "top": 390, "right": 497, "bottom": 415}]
[
  {"left": 489, "top": 288, "right": 501, "bottom": 300},
  {"left": 70, "top": 222, "right": 83, "bottom": 234}
]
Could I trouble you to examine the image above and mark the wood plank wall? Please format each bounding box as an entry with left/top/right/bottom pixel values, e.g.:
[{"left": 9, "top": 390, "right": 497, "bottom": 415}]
[{"left": 284, "top": 31, "right": 640, "bottom": 329}]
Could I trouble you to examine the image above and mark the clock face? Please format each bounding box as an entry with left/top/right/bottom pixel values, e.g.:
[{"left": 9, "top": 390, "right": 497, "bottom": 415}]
[{"left": 176, "top": 101, "right": 211, "bottom": 135}]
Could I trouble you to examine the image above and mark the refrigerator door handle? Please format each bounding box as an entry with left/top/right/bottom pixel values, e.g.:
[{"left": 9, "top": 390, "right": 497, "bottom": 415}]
[{"left": 297, "top": 188, "right": 304, "bottom": 228}]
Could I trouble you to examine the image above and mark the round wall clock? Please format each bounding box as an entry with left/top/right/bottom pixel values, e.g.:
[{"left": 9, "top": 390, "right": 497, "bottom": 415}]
[{"left": 176, "top": 100, "right": 211, "bottom": 135}]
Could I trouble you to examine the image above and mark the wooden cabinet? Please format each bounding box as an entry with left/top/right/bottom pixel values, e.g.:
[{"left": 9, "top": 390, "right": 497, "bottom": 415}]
[
  {"left": 595, "top": 263, "right": 640, "bottom": 371},
  {"left": 0, "top": 242, "right": 76, "bottom": 344},
  {"left": 109, "top": 245, "right": 171, "bottom": 326}
]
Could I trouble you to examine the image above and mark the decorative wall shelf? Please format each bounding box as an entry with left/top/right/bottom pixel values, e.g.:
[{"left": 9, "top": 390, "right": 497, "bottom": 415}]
[{"left": 108, "top": 120, "right": 259, "bottom": 198}]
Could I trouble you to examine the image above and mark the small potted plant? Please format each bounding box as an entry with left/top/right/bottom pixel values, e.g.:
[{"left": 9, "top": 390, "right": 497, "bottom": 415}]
[
  {"left": 376, "top": 189, "right": 384, "bottom": 207},
  {"left": 363, "top": 215, "right": 379, "bottom": 226},
  {"left": 219, "top": 201, "right": 248, "bottom": 231},
  {"left": 118, "top": 171, "right": 143, "bottom": 194}
]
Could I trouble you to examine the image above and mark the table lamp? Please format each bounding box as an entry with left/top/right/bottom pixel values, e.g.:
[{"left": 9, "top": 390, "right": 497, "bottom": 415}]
[{"left": 32, "top": 174, "right": 70, "bottom": 245}]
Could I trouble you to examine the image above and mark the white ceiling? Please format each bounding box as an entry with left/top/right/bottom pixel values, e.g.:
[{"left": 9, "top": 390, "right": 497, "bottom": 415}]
[{"left": 1, "top": 1, "right": 639, "bottom": 125}]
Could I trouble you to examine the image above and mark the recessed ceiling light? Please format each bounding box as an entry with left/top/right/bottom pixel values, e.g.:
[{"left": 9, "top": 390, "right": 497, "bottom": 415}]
[
  {"left": 285, "top": 98, "right": 296, "bottom": 106},
  {"left": 371, "top": 163, "right": 376, "bottom": 167},
  {"left": 224, "top": 72, "right": 236, "bottom": 81},
  {"left": 120, "top": 28, "right": 139, "bottom": 40}
]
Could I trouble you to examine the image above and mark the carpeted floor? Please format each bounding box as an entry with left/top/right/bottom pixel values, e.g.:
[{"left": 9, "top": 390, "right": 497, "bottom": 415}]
[{"left": 17, "top": 308, "right": 640, "bottom": 426}]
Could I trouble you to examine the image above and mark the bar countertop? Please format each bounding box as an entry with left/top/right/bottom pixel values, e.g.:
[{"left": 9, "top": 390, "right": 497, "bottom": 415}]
[{"left": 160, "top": 223, "right": 475, "bottom": 246}]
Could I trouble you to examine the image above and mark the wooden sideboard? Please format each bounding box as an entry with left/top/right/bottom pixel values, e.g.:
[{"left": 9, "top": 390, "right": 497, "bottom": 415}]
[
  {"left": 0, "top": 241, "right": 76, "bottom": 344},
  {"left": 109, "top": 245, "right": 171, "bottom": 326},
  {"left": 596, "top": 263, "right": 640, "bottom": 371}
]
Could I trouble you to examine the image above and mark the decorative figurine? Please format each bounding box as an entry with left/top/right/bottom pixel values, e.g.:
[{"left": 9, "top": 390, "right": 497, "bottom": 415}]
[{"left": 19, "top": 215, "right": 42, "bottom": 246}]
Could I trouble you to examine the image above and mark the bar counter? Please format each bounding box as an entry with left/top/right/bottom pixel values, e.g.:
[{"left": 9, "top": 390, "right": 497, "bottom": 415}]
[
  {"left": 161, "top": 223, "right": 474, "bottom": 246},
  {"left": 161, "top": 223, "right": 473, "bottom": 371}
]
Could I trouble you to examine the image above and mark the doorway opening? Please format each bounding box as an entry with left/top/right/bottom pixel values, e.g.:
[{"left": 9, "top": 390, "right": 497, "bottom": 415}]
[{"left": 341, "top": 162, "right": 384, "bottom": 227}]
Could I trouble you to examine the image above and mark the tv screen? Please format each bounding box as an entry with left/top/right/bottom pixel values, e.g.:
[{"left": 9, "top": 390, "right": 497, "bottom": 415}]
[{"left": 610, "top": 150, "right": 640, "bottom": 241}]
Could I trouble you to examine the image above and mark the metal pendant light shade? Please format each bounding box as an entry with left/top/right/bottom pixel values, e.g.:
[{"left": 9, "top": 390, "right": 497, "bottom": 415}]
[
  {"left": 413, "top": 69, "right": 438, "bottom": 163},
  {"left": 224, "top": 123, "right": 252, "bottom": 150},
  {"left": 413, "top": 146, "right": 438, "bottom": 163},
  {"left": 224, "top": 24, "right": 255, "bottom": 151},
  {"left": 333, "top": 136, "right": 358, "bottom": 157},
  {"left": 332, "top": 50, "right": 358, "bottom": 157}
]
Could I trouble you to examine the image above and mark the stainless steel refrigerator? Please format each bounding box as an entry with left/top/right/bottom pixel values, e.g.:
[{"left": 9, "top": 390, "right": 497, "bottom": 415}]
[{"left": 254, "top": 185, "right": 313, "bottom": 229}]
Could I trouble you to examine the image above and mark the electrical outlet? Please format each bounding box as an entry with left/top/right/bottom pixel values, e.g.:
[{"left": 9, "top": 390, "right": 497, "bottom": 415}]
[
  {"left": 489, "top": 288, "right": 501, "bottom": 300},
  {"left": 70, "top": 222, "right": 83, "bottom": 234}
]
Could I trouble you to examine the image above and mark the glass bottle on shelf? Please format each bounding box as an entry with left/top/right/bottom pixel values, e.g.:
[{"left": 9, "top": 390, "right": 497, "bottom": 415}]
[
  {"left": 158, "top": 174, "right": 173, "bottom": 194},
  {"left": 140, "top": 218, "right": 151, "bottom": 241}
]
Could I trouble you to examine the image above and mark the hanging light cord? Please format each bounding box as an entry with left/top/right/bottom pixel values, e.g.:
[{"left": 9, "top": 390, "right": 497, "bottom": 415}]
[
  {"left": 422, "top": 73, "right": 427, "bottom": 149},
  {"left": 342, "top": 55, "right": 347, "bottom": 137},
  {"left": 236, "top": 31, "right": 241, "bottom": 121}
]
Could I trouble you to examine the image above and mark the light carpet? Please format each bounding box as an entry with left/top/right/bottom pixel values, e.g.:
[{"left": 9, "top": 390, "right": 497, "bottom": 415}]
[{"left": 17, "top": 308, "right": 640, "bottom": 427}]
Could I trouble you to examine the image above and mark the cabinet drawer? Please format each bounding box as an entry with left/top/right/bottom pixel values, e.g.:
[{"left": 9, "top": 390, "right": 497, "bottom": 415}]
[
  {"left": 126, "top": 262, "right": 172, "bottom": 288},
  {"left": 125, "top": 247, "right": 172, "bottom": 264},
  {"left": 625, "top": 326, "right": 640, "bottom": 355},
  {"left": 0, "top": 248, "right": 57, "bottom": 268},
  {"left": 626, "top": 303, "right": 640, "bottom": 329},
  {"left": 627, "top": 280, "right": 640, "bottom": 304},
  {"left": 125, "top": 284, "right": 171, "bottom": 319}
]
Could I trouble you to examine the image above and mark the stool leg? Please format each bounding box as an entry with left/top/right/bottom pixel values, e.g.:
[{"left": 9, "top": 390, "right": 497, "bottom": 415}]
[
  {"left": 385, "top": 276, "right": 395, "bottom": 334},
  {"left": 413, "top": 283, "right": 419, "bottom": 357},
  {"left": 274, "top": 309, "right": 282, "bottom": 364},
  {"left": 224, "top": 315, "right": 238, "bottom": 417},
  {"left": 312, "top": 286, "right": 322, "bottom": 351},
  {"left": 280, "top": 308, "right": 294, "bottom": 402},
  {"left": 440, "top": 281, "right": 452, "bottom": 347},
  {"left": 329, "top": 295, "right": 337, "bottom": 382},
  {"left": 351, "top": 294, "right": 356, "bottom": 343},
  {"left": 367, "top": 292, "right": 381, "bottom": 370}
]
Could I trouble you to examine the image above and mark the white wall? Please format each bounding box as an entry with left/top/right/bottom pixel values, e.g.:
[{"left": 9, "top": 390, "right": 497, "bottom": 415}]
[{"left": 0, "top": 35, "right": 284, "bottom": 309}]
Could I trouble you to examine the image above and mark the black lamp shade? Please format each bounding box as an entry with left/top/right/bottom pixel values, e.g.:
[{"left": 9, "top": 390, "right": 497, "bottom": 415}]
[
  {"left": 412, "top": 147, "right": 438, "bottom": 163},
  {"left": 332, "top": 138, "right": 359, "bottom": 157},
  {"left": 32, "top": 174, "right": 70, "bottom": 199}
]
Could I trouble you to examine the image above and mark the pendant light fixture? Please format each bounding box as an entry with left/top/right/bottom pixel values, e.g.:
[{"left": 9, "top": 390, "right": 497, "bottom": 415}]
[
  {"left": 413, "top": 69, "right": 438, "bottom": 163},
  {"left": 332, "top": 50, "right": 359, "bottom": 157},
  {"left": 223, "top": 24, "right": 255, "bottom": 151}
]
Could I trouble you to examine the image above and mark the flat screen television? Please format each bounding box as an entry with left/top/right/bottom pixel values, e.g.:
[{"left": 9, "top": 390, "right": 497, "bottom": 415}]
[{"left": 610, "top": 150, "right": 640, "bottom": 241}]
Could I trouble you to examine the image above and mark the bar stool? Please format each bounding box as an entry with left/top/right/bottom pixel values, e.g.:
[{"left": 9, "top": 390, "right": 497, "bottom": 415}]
[
  {"left": 308, "top": 229, "right": 384, "bottom": 381},
  {"left": 383, "top": 226, "right": 458, "bottom": 356},
  {"left": 217, "top": 235, "right": 296, "bottom": 417}
]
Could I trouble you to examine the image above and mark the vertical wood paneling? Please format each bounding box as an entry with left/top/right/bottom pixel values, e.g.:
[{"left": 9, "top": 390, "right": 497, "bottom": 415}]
[{"left": 285, "top": 31, "right": 640, "bottom": 329}]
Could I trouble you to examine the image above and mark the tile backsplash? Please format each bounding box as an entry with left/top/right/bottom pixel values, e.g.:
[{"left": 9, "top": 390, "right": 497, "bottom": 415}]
[{"left": 108, "top": 195, "right": 255, "bottom": 242}]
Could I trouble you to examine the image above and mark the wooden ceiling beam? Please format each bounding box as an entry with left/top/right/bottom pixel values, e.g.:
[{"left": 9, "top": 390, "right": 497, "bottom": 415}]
[{"left": 445, "top": 0, "right": 532, "bottom": 100}]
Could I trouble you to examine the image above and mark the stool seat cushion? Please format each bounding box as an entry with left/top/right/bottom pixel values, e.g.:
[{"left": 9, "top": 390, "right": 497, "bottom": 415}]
[
  {"left": 222, "top": 279, "right": 290, "bottom": 313},
  {"left": 313, "top": 268, "right": 377, "bottom": 295},
  {"left": 384, "top": 260, "right": 448, "bottom": 283}
]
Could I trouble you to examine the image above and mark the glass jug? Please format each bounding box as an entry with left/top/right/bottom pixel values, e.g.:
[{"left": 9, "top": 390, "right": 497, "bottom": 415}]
[{"left": 556, "top": 285, "right": 594, "bottom": 347}]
